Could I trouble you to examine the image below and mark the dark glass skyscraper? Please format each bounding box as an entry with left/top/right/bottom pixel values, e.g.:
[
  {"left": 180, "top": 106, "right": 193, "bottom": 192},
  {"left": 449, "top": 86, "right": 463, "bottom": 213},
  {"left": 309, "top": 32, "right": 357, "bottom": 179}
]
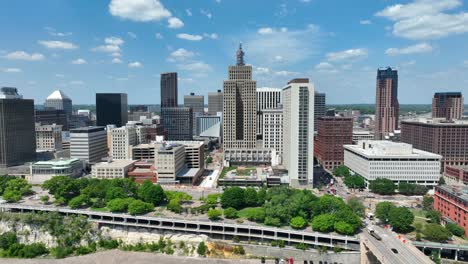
[
  {"left": 375, "top": 67, "right": 399, "bottom": 140},
  {"left": 96, "top": 93, "right": 128, "bottom": 127},
  {"left": 161, "top": 72, "right": 178, "bottom": 108}
]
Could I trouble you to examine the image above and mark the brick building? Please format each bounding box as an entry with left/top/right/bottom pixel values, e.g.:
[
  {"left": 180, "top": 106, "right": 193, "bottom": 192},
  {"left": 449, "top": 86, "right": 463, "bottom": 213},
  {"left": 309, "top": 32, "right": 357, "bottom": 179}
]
[
  {"left": 434, "top": 185, "right": 468, "bottom": 237},
  {"left": 444, "top": 166, "right": 468, "bottom": 185},
  {"left": 432, "top": 92, "right": 464, "bottom": 120},
  {"left": 315, "top": 116, "right": 353, "bottom": 170}
]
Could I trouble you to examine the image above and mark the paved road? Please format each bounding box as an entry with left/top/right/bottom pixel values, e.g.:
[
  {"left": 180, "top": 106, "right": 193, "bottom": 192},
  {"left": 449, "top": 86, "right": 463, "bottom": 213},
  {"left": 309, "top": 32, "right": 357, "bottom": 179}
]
[{"left": 361, "top": 226, "right": 432, "bottom": 264}]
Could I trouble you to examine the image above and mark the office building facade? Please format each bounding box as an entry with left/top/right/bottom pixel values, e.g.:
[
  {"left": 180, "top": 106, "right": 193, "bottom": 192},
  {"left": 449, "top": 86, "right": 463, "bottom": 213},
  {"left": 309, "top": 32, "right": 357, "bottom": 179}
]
[
  {"left": 184, "top": 93, "right": 205, "bottom": 133},
  {"left": 35, "top": 109, "right": 68, "bottom": 131},
  {"left": 70, "top": 126, "right": 107, "bottom": 163},
  {"left": 282, "top": 79, "right": 315, "bottom": 187},
  {"left": 161, "top": 72, "right": 178, "bottom": 108},
  {"left": 196, "top": 115, "right": 222, "bottom": 136},
  {"left": 96, "top": 93, "right": 128, "bottom": 127},
  {"left": 0, "top": 87, "right": 36, "bottom": 168},
  {"left": 314, "top": 92, "right": 326, "bottom": 132},
  {"left": 375, "top": 67, "right": 399, "bottom": 139},
  {"left": 315, "top": 117, "right": 353, "bottom": 170},
  {"left": 208, "top": 90, "right": 223, "bottom": 115},
  {"left": 432, "top": 92, "right": 464, "bottom": 120},
  {"left": 434, "top": 185, "right": 468, "bottom": 237},
  {"left": 44, "top": 90, "right": 72, "bottom": 118},
  {"left": 161, "top": 107, "right": 193, "bottom": 140},
  {"left": 35, "top": 123, "right": 63, "bottom": 151},
  {"left": 262, "top": 108, "right": 283, "bottom": 165},
  {"left": 110, "top": 126, "right": 137, "bottom": 160},
  {"left": 91, "top": 160, "right": 136, "bottom": 179},
  {"left": 256, "top": 87, "right": 282, "bottom": 137},
  {"left": 29, "top": 158, "right": 82, "bottom": 184}
]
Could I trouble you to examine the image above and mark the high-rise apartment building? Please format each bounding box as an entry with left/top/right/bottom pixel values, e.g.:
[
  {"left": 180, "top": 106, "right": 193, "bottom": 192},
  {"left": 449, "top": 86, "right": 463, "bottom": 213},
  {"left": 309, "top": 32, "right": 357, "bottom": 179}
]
[
  {"left": 223, "top": 44, "right": 257, "bottom": 151},
  {"left": 44, "top": 90, "right": 72, "bottom": 118},
  {"left": 314, "top": 92, "right": 326, "bottom": 132},
  {"left": 401, "top": 118, "right": 468, "bottom": 168},
  {"left": 282, "top": 79, "right": 315, "bottom": 187},
  {"left": 315, "top": 117, "right": 353, "bottom": 170},
  {"left": 208, "top": 90, "right": 223, "bottom": 115},
  {"left": 161, "top": 72, "right": 178, "bottom": 108},
  {"left": 262, "top": 108, "right": 283, "bottom": 165},
  {"left": 161, "top": 107, "right": 193, "bottom": 140},
  {"left": 70, "top": 126, "right": 107, "bottom": 164},
  {"left": 375, "top": 67, "right": 399, "bottom": 139},
  {"left": 0, "top": 87, "right": 36, "bottom": 168},
  {"left": 256, "top": 87, "right": 282, "bottom": 137},
  {"left": 35, "top": 123, "right": 62, "bottom": 151},
  {"left": 110, "top": 126, "right": 137, "bottom": 160},
  {"left": 432, "top": 92, "right": 464, "bottom": 120},
  {"left": 96, "top": 93, "right": 128, "bottom": 127},
  {"left": 184, "top": 93, "right": 204, "bottom": 133}
]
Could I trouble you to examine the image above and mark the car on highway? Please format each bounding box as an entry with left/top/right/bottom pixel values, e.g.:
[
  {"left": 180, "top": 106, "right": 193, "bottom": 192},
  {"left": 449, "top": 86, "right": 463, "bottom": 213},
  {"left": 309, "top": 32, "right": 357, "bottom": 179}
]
[{"left": 391, "top": 248, "right": 398, "bottom": 254}]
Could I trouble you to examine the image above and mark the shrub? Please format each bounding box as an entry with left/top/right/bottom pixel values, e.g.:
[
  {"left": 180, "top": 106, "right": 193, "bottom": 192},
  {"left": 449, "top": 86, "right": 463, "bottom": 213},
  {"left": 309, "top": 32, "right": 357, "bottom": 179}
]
[
  {"left": 106, "top": 198, "right": 134, "bottom": 212},
  {"left": 197, "top": 242, "right": 208, "bottom": 256},
  {"left": 446, "top": 223, "right": 465, "bottom": 237},
  {"left": 128, "top": 199, "right": 154, "bottom": 215},
  {"left": 312, "top": 214, "right": 336, "bottom": 233},
  {"left": 0, "top": 232, "right": 17, "bottom": 250},
  {"left": 223, "top": 207, "right": 238, "bottom": 219},
  {"left": 264, "top": 216, "right": 281, "bottom": 227},
  {"left": 50, "top": 246, "right": 73, "bottom": 258},
  {"left": 208, "top": 209, "right": 222, "bottom": 220},
  {"left": 334, "top": 221, "right": 355, "bottom": 235},
  {"left": 98, "top": 239, "right": 119, "bottom": 249},
  {"left": 295, "top": 243, "right": 308, "bottom": 250},
  {"left": 423, "top": 224, "right": 451, "bottom": 242},
  {"left": 239, "top": 207, "right": 266, "bottom": 222},
  {"left": 233, "top": 245, "right": 245, "bottom": 255},
  {"left": 167, "top": 199, "right": 183, "bottom": 213},
  {"left": 68, "top": 194, "right": 89, "bottom": 209},
  {"left": 290, "top": 216, "right": 307, "bottom": 229},
  {"left": 221, "top": 187, "right": 245, "bottom": 209}
]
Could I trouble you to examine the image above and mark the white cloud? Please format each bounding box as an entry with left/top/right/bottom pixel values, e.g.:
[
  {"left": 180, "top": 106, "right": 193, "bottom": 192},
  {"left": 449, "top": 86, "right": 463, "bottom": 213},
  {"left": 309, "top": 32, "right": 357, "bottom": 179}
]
[
  {"left": 71, "top": 58, "right": 87, "bottom": 64},
  {"left": 155, "top": 33, "right": 164, "bottom": 39},
  {"left": 111, "top": 52, "right": 121, "bottom": 57},
  {"left": 315, "top": 62, "right": 334, "bottom": 70},
  {"left": 200, "top": 9, "right": 212, "bottom": 19},
  {"left": 376, "top": 0, "right": 468, "bottom": 40},
  {"left": 4, "top": 51, "right": 45, "bottom": 61},
  {"left": 360, "top": 20, "right": 372, "bottom": 25},
  {"left": 274, "top": 55, "right": 283, "bottom": 62},
  {"left": 93, "top": 45, "right": 121, "bottom": 53},
  {"left": 326, "top": 48, "right": 368, "bottom": 61},
  {"left": 385, "top": 42, "right": 433, "bottom": 56},
  {"left": 128, "top": 61, "right": 143, "bottom": 68},
  {"left": 109, "top": 0, "right": 171, "bottom": 22},
  {"left": 177, "top": 33, "right": 203, "bottom": 41},
  {"left": 105, "top": 36, "right": 124, "bottom": 46},
  {"left": 168, "top": 17, "right": 184, "bottom": 29},
  {"left": 177, "top": 61, "right": 212, "bottom": 72},
  {"left": 186, "top": 9, "right": 192, "bottom": 16},
  {"left": 127, "top": 32, "right": 137, "bottom": 39},
  {"left": 2, "top": 68, "right": 22, "bottom": 73},
  {"left": 69, "top": 80, "right": 84, "bottom": 85},
  {"left": 167, "top": 48, "right": 195, "bottom": 62},
  {"left": 44, "top": 27, "right": 72, "bottom": 37},
  {"left": 257, "top": 27, "right": 288, "bottom": 35},
  {"left": 203, "top": 33, "right": 219, "bottom": 39},
  {"left": 38, "top": 40, "right": 78, "bottom": 50},
  {"left": 112, "top": 58, "right": 123, "bottom": 64},
  {"left": 274, "top": 70, "right": 299, "bottom": 76},
  {"left": 255, "top": 67, "right": 271, "bottom": 75}
]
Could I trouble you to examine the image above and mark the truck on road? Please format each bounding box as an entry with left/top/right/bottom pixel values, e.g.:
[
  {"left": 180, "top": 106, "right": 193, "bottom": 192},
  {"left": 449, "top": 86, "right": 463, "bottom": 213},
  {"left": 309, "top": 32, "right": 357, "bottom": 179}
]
[{"left": 367, "top": 227, "right": 382, "bottom": 241}]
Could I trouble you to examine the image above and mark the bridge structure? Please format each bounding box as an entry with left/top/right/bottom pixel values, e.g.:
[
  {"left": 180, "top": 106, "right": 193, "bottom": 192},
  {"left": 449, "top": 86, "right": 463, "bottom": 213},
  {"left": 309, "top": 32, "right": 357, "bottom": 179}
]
[
  {"left": 413, "top": 241, "right": 468, "bottom": 261},
  {"left": 0, "top": 203, "right": 360, "bottom": 251}
]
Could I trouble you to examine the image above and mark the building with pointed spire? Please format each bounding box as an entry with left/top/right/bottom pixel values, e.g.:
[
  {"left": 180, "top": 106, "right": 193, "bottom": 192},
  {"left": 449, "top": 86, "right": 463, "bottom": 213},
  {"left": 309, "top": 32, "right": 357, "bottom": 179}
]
[{"left": 45, "top": 90, "right": 73, "bottom": 118}]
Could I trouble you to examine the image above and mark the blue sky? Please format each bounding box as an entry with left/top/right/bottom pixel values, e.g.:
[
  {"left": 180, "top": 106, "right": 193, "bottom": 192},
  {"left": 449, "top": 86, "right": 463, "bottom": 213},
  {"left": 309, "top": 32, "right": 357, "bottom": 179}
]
[{"left": 0, "top": 0, "right": 467, "bottom": 104}]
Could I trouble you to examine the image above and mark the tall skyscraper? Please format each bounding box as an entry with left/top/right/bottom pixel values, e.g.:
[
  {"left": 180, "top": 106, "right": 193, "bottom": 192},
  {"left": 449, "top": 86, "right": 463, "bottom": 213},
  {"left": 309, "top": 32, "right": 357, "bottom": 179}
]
[
  {"left": 375, "top": 67, "right": 399, "bottom": 140},
  {"left": 161, "top": 107, "right": 193, "bottom": 140},
  {"left": 432, "top": 92, "right": 464, "bottom": 120},
  {"left": 256, "top": 87, "right": 282, "bottom": 137},
  {"left": 161, "top": 72, "right": 178, "bottom": 108},
  {"left": 35, "top": 109, "right": 68, "bottom": 130},
  {"left": 208, "top": 90, "right": 223, "bottom": 115},
  {"left": 282, "top": 79, "right": 315, "bottom": 187},
  {"left": 44, "top": 90, "right": 72, "bottom": 118},
  {"left": 223, "top": 44, "right": 257, "bottom": 150},
  {"left": 0, "top": 87, "right": 36, "bottom": 168},
  {"left": 314, "top": 92, "right": 326, "bottom": 132},
  {"left": 184, "top": 93, "right": 204, "bottom": 133},
  {"left": 96, "top": 93, "right": 128, "bottom": 127}
]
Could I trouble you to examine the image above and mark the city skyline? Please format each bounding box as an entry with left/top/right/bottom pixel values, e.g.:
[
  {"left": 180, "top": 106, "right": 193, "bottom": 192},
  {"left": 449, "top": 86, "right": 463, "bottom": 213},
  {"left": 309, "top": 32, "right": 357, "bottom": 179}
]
[{"left": 0, "top": 0, "right": 467, "bottom": 105}]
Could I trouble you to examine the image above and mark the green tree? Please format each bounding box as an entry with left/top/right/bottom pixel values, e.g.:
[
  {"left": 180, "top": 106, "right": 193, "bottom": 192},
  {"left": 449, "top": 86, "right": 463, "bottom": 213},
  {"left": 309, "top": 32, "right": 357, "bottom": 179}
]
[
  {"left": 312, "top": 214, "right": 336, "bottom": 232},
  {"left": 375, "top": 202, "right": 395, "bottom": 223},
  {"left": 264, "top": 216, "right": 281, "bottom": 227},
  {"left": 398, "top": 183, "right": 428, "bottom": 195},
  {"left": 205, "top": 156, "right": 213, "bottom": 164},
  {"left": 207, "top": 208, "right": 222, "bottom": 220},
  {"left": 107, "top": 198, "right": 135, "bottom": 212},
  {"left": 128, "top": 199, "right": 154, "bottom": 215},
  {"left": 223, "top": 207, "right": 238, "bottom": 219},
  {"left": 197, "top": 242, "right": 207, "bottom": 256},
  {"left": 243, "top": 188, "right": 258, "bottom": 207},
  {"left": 137, "top": 180, "right": 166, "bottom": 206},
  {"left": 334, "top": 221, "right": 355, "bottom": 235},
  {"left": 0, "top": 176, "right": 15, "bottom": 195},
  {"left": 43, "top": 176, "right": 80, "bottom": 202},
  {"left": 0, "top": 232, "right": 17, "bottom": 250},
  {"left": 166, "top": 199, "right": 182, "bottom": 213},
  {"left": 290, "top": 216, "right": 307, "bottom": 229},
  {"left": 2, "top": 178, "right": 32, "bottom": 202},
  {"left": 256, "top": 188, "right": 267, "bottom": 205},
  {"left": 333, "top": 166, "right": 350, "bottom": 177},
  {"left": 344, "top": 175, "right": 366, "bottom": 190},
  {"left": 438, "top": 177, "right": 445, "bottom": 186},
  {"left": 221, "top": 187, "right": 245, "bottom": 209},
  {"left": 426, "top": 210, "right": 441, "bottom": 224},
  {"left": 422, "top": 195, "right": 434, "bottom": 211},
  {"left": 347, "top": 197, "right": 365, "bottom": 217},
  {"left": 446, "top": 223, "right": 465, "bottom": 237},
  {"left": 369, "top": 178, "right": 396, "bottom": 195},
  {"left": 388, "top": 207, "right": 414, "bottom": 233},
  {"left": 423, "top": 224, "right": 451, "bottom": 242},
  {"left": 68, "top": 194, "right": 89, "bottom": 209},
  {"left": 40, "top": 195, "right": 50, "bottom": 204},
  {"left": 105, "top": 186, "right": 126, "bottom": 201}
]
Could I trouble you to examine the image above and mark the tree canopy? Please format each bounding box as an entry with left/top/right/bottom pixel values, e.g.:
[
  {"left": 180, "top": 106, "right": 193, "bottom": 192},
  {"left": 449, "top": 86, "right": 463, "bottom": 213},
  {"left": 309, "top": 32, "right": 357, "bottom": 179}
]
[{"left": 369, "top": 178, "right": 396, "bottom": 195}]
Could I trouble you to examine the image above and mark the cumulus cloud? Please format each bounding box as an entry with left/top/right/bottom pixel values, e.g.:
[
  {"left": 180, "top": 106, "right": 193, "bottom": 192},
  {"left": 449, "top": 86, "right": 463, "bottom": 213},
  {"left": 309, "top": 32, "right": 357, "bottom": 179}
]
[
  {"left": 105, "top": 37, "right": 124, "bottom": 46},
  {"left": 167, "top": 48, "right": 195, "bottom": 62},
  {"left": 385, "top": 42, "right": 433, "bottom": 56},
  {"left": 326, "top": 48, "right": 368, "bottom": 61},
  {"left": 71, "top": 58, "right": 87, "bottom": 64},
  {"left": 38, "top": 40, "right": 78, "bottom": 50},
  {"left": 168, "top": 17, "right": 184, "bottom": 29},
  {"left": 177, "top": 33, "right": 203, "bottom": 41},
  {"left": 112, "top": 58, "right": 123, "bottom": 64},
  {"left": 4, "top": 51, "right": 45, "bottom": 61},
  {"left": 93, "top": 36, "right": 124, "bottom": 56},
  {"left": 257, "top": 27, "right": 287, "bottom": 35},
  {"left": 128, "top": 61, "right": 143, "bottom": 68},
  {"left": 376, "top": 0, "right": 468, "bottom": 40}
]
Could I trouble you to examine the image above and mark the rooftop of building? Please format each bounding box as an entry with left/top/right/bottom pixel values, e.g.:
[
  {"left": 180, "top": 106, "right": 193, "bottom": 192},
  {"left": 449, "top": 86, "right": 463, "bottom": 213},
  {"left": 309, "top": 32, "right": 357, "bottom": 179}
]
[
  {"left": 33, "top": 158, "right": 81, "bottom": 167},
  {"left": 93, "top": 159, "right": 136, "bottom": 168},
  {"left": 344, "top": 140, "right": 442, "bottom": 158},
  {"left": 318, "top": 116, "right": 353, "bottom": 121},
  {"left": 434, "top": 92, "right": 463, "bottom": 97},
  {"left": 46, "top": 90, "right": 71, "bottom": 101},
  {"left": 257, "top": 87, "right": 281, "bottom": 92},
  {"left": 436, "top": 185, "right": 468, "bottom": 204},
  {"left": 0, "top": 87, "right": 23, "bottom": 99},
  {"left": 402, "top": 118, "right": 468, "bottom": 126},
  {"left": 287, "top": 78, "right": 309, "bottom": 84},
  {"left": 70, "top": 126, "right": 105, "bottom": 133}
]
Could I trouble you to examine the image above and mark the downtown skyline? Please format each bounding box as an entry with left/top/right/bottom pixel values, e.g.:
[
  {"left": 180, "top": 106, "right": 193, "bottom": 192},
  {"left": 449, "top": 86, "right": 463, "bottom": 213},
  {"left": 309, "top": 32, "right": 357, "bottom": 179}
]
[{"left": 0, "top": 0, "right": 468, "bottom": 104}]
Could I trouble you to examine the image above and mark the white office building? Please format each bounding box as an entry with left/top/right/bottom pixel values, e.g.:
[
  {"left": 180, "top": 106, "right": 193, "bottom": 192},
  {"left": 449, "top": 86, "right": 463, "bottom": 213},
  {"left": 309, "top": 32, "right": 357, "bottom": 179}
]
[
  {"left": 70, "top": 126, "right": 107, "bottom": 163},
  {"left": 91, "top": 159, "right": 136, "bottom": 179},
  {"left": 110, "top": 126, "right": 137, "bottom": 160},
  {"left": 282, "top": 79, "right": 315, "bottom": 187},
  {"left": 263, "top": 108, "right": 283, "bottom": 165},
  {"left": 35, "top": 123, "right": 63, "bottom": 151},
  {"left": 257, "top": 87, "right": 282, "bottom": 137},
  {"left": 344, "top": 140, "right": 442, "bottom": 187}
]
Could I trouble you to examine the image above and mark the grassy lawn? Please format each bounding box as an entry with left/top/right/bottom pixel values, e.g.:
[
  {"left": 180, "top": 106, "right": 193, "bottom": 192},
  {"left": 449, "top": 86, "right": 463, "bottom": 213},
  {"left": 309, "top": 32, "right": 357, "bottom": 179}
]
[
  {"left": 238, "top": 207, "right": 263, "bottom": 219},
  {"left": 410, "top": 208, "right": 427, "bottom": 218},
  {"left": 219, "top": 166, "right": 238, "bottom": 179},
  {"left": 237, "top": 167, "right": 256, "bottom": 176},
  {"left": 90, "top": 207, "right": 110, "bottom": 212}
]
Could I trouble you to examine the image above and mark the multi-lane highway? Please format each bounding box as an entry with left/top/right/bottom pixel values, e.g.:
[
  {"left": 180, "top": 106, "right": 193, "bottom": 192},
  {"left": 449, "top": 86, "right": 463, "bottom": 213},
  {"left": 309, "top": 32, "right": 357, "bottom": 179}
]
[{"left": 361, "top": 225, "right": 433, "bottom": 264}]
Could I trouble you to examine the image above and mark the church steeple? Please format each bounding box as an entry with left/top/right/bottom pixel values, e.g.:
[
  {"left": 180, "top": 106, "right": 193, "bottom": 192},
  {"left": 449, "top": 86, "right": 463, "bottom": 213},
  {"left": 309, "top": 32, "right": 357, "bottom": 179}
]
[{"left": 236, "top": 42, "right": 245, "bottom": 66}]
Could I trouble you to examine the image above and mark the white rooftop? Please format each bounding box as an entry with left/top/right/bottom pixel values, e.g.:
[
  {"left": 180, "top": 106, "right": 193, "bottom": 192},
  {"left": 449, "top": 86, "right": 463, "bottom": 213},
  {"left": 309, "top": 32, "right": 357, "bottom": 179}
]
[
  {"left": 93, "top": 160, "right": 136, "bottom": 168},
  {"left": 257, "top": 87, "right": 281, "bottom": 92},
  {"left": 344, "top": 140, "right": 442, "bottom": 159},
  {"left": 47, "top": 90, "right": 71, "bottom": 100}
]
